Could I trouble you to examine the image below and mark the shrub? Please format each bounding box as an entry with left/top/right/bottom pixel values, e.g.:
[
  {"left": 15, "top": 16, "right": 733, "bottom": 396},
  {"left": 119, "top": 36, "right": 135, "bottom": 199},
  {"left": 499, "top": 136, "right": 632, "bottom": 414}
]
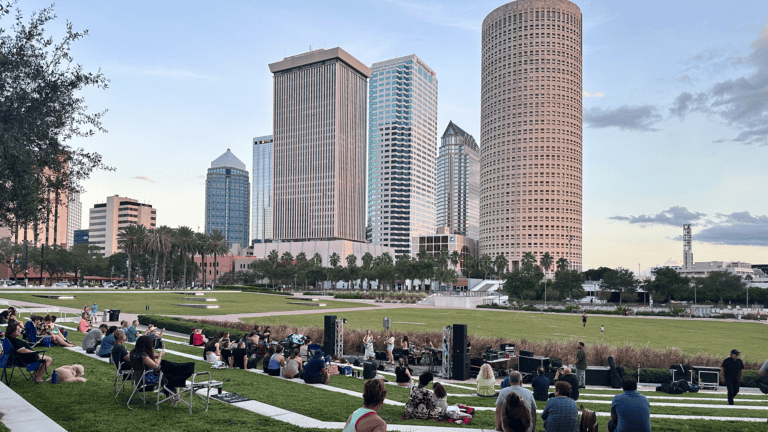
[
  {"left": 212, "top": 285, "right": 292, "bottom": 295},
  {"left": 137, "top": 314, "right": 250, "bottom": 342}
]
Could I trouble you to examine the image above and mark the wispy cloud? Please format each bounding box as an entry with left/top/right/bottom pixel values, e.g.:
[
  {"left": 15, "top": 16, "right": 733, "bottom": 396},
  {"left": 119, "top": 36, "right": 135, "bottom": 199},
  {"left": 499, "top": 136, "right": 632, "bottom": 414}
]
[
  {"left": 582, "top": 90, "right": 605, "bottom": 98},
  {"left": 609, "top": 206, "right": 706, "bottom": 227},
  {"left": 381, "top": 0, "right": 481, "bottom": 32},
  {"left": 131, "top": 176, "right": 156, "bottom": 183},
  {"left": 584, "top": 105, "right": 662, "bottom": 131},
  {"left": 140, "top": 68, "right": 218, "bottom": 80},
  {"left": 670, "top": 26, "right": 768, "bottom": 146},
  {"left": 611, "top": 207, "right": 768, "bottom": 247}
]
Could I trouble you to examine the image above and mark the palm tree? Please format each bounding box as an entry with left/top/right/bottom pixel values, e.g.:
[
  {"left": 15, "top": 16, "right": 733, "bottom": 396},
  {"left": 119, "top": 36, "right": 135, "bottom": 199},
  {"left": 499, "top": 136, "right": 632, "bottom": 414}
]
[
  {"left": 311, "top": 252, "right": 322, "bottom": 267},
  {"left": 540, "top": 252, "right": 554, "bottom": 277},
  {"left": 156, "top": 226, "right": 173, "bottom": 288},
  {"left": 494, "top": 254, "right": 509, "bottom": 276},
  {"left": 361, "top": 252, "right": 374, "bottom": 290},
  {"left": 280, "top": 251, "right": 294, "bottom": 266},
  {"left": 117, "top": 224, "right": 146, "bottom": 288},
  {"left": 174, "top": 226, "right": 195, "bottom": 288},
  {"left": 450, "top": 250, "right": 461, "bottom": 271},
  {"left": 145, "top": 229, "right": 161, "bottom": 288},
  {"left": 207, "top": 229, "right": 229, "bottom": 288},
  {"left": 345, "top": 254, "right": 357, "bottom": 289},
  {"left": 464, "top": 254, "right": 477, "bottom": 278},
  {"left": 195, "top": 232, "right": 210, "bottom": 288},
  {"left": 480, "top": 253, "right": 493, "bottom": 279},
  {"left": 521, "top": 252, "right": 536, "bottom": 268},
  {"left": 556, "top": 257, "right": 569, "bottom": 272}
]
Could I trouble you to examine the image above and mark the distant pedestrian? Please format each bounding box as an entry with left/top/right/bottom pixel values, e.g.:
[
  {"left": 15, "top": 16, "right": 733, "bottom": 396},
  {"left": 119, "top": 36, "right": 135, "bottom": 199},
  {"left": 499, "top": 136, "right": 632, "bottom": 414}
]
[
  {"left": 601, "top": 325, "right": 605, "bottom": 334},
  {"left": 720, "top": 349, "right": 744, "bottom": 405},
  {"left": 581, "top": 312, "right": 587, "bottom": 328}
]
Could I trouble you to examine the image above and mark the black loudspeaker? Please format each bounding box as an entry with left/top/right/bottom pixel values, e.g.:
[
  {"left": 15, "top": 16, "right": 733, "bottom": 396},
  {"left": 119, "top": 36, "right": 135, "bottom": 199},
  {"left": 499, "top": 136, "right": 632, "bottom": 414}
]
[
  {"left": 452, "top": 324, "right": 467, "bottom": 356},
  {"left": 519, "top": 350, "right": 534, "bottom": 357},
  {"left": 452, "top": 353, "right": 470, "bottom": 380},
  {"left": 585, "top": 366, "right": 612, "bottom": 386},
  {"left": 323, "top": 315, "right": 336, "bottom": 356},
  {"left": 518, "top": 356, "right": 550, "bottom": 374}
]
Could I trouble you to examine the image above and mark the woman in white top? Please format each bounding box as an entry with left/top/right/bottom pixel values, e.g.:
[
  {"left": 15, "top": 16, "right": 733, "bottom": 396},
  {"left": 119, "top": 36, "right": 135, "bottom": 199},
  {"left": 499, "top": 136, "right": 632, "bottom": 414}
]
[
  {"left": 386, "top": 333, "right": 395, "bottom": 365},
  {"left": 363, "top": 330, "right": 375, "bottom": 360}
]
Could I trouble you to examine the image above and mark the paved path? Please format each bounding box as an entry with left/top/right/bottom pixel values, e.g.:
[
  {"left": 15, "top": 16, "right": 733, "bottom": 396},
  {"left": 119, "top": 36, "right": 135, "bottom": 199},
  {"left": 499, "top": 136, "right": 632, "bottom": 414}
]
[{"left": 0, "top": 382, "right": 67, "bottom": 432}]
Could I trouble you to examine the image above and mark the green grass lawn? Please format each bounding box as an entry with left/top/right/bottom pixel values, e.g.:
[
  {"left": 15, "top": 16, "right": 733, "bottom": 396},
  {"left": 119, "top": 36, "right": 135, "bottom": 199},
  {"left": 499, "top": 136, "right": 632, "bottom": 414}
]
[
  {"left": 5, "top": 330, "right": 767, "bottom": 431},
  {"left": 242, "top": 308, "right": 768, "bottom": 363},
  {"left": 0, "top": 292, "right": 367, "bottom": 316}
]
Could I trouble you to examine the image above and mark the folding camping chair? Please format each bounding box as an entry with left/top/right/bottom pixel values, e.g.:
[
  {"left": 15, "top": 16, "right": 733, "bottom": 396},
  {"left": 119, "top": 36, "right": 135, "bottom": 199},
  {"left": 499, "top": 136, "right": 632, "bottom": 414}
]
[
  {"left": 0, "top": 338, "right": 46, "bottom": 386},
  {"left": 127, "top": 360, "right": 161, "bottom": 409},
  {"left": 112, "top": 350, "right": 133, "bottom": 400},
  {"left": 24, "top": 322, "right": 53, "bottom": 348},
  {"left": 156, "top": 360, "right": 222, "bottom": 414}
]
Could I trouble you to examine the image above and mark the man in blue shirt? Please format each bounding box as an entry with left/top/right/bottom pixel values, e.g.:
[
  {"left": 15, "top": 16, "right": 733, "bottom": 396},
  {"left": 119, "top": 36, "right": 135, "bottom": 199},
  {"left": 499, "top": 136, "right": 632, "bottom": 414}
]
[
  {"left": 531, "top": 366, "right": 550, "bottom": 401},
  {"left": 303, "top": 350, "right": 329, "bottom": 385},
  {"left": 609, "top": 376, "right": 651, "bottom": 432}
]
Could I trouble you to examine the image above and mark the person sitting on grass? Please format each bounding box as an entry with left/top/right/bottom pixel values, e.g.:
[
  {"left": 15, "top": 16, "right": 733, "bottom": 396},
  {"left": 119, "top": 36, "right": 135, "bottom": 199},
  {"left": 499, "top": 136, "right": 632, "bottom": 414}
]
[
  {"left": 191, "top": 328, "right": 207, "bottom": 346},
  {"left": 146, "top": 325, "right": 165, "bottom": 349},
  {"left": 6, "top": 308, "right": 19, "bottom": 326},
  {"left": 303, "top": 349, "right": 330, "bottom": 385},
  {"left": 395, "top": 358, "right": 413, "bottom": 387},
  {"left": 531, "top": 367, "right": 550, "bottom": 402},
  {"left": 111, "top": 329, "right": 131, "bottom": 370},
  {"left": 403, "top": 371, "right": 444, "bottom": 420},
  {"left": 477, "top": 363, "right": 499, "bottom": 396},
  {"left": 0, "top": 306, "right": 14, "bottom": 324},
  {"left": 267, "top": 345, "right": 286, "bottom": 376},
  {"left": 433, "top": 382, "right": 448, "bottom": 411},
  {"left": 125, "top": 319, "right": 140, "bottom": 342},
  {"left": 228, "top": 341, "right": 248, "bottom": 369},
  {"left": 608, "top": 376, "right": 650, "bottom": 432},
  {"left": 262, "top": 345, "right": 276, "bottom": 373},
  {"left": 541, "top": 381, "right": 578, "bottom": 432},
  {"left": 552, "top": 366, "right": 579, "bottom": 401},
  {"left": 204, "top": 333, "right": 223, "bottom": 362},
  {"left": 48, "top": 315, "right": 68, "bottom": 340},
  {"left": 343, "top": 378, "right": 388, "bottom": 432},
  {"left": 82, "top": 324, "right": 107, "bottom": 353},
  {"left": 261, "top": 326, "right": 271, "bottom": 344},
  {"left": 78, "top": 313, "right": 90, "bottom": 333},
  {"left": 5, "top": 321, "right": 52, "bottom": 383},
  {"left": 98, "top": 326, "right": 119, "bottom": 358},
  {"left": 283, "top": 348, "right": 304, "bottom": 379},
  {"left": 299, "top": 336, "right": 311, "bottom": 362},
  {"left": 220, "top": 339, "right": 232, "bottom": 366},
  {"left": 499, "top": 392, "right": 532, "bottom": 432}
]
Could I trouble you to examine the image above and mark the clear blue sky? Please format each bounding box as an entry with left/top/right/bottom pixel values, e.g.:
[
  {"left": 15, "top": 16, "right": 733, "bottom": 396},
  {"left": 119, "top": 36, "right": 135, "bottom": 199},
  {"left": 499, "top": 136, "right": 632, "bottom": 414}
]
[{"left": 14, "top": 0, "right": 768, "bottom": 272}]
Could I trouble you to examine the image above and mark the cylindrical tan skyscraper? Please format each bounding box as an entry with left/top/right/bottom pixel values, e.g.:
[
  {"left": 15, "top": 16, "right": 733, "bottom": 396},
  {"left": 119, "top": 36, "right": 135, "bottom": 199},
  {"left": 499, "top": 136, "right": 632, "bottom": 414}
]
[{"left": 480, "top": 0, "right": 582, "bottom": 272}]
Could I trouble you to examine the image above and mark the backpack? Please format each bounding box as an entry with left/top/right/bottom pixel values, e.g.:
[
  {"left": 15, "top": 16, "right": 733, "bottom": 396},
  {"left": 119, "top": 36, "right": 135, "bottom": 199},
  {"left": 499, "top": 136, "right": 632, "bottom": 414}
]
[{"left": 579, "top": 404, "right": 598, "bottom": 432}]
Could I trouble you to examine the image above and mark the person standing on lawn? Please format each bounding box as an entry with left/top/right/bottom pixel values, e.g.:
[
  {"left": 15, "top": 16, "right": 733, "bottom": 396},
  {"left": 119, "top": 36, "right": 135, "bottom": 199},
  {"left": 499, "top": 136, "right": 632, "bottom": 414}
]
[
  {"left": 581, "top": 312, "right": 587, "bottom": 328},
  {"left": 575, "top": 342, "right": 587, "bottom": 389},
  {"left": 720, "top": 349, "right": 744, "bottom": 405}
]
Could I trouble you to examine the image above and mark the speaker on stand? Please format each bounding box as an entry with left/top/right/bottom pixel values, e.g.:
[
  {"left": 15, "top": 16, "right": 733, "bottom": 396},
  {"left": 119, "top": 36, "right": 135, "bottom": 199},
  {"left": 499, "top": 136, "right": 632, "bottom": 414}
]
[
  {"left": 452, "top": 324, "right": 469, "bottom": 380},
  {"left": 323, "top": 315, "right": 336, "bottom": 356}
]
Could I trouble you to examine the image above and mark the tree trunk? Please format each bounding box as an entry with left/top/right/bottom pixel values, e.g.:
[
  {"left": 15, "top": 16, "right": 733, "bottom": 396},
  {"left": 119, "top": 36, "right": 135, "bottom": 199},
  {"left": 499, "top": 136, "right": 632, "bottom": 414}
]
[
  {"left": 52, "top": 188, "right": 60, "bottom": 248},
  {"left": 212, "top": 252, "right": 218, "bottom": 288},
  {"left": 152, "top": 251, "right": 159, "bottom": 288},
  {"left": 201, "top": 253, "right": 207, "bottom": 288},
  {"left": 160, "top": 253, "right": 167, "bottom": 288},
  {"left": 127, "top": 253, "right": 132, "bottom": 288},
  {"left": 41, "top": 199, "right": 51, "bottom": 285},
  {"left": 181, "top": 250, "right": 187, "bottom": 288}
]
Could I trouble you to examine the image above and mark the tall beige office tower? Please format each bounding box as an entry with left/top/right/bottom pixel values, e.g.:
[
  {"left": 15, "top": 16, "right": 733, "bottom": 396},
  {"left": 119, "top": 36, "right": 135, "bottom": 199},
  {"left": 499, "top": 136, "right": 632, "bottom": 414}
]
[
  {"left": 66, "top": 191, "right": 82, "bottom": 249},
  {"left": 268, "top": 48, "right": 370, "bottom": 242},
  {"left": 88, "top": 195, "right": 156, "bottom": 256},
  {"left": 436, "top": 121, "right": 480, "bottom": 240},
  {"left": 481, "top": 0, "right": 583, "bottom": 271}
]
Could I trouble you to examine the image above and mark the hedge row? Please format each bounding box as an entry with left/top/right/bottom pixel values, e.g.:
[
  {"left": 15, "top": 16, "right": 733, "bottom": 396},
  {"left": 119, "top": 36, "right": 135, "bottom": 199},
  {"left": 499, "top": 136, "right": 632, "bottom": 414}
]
[
  {"left": 212, "top": 285, "right": 293, "bottom": 295},
  {"left": 137, "top": 314, "right": 250, "bottom": 341}
]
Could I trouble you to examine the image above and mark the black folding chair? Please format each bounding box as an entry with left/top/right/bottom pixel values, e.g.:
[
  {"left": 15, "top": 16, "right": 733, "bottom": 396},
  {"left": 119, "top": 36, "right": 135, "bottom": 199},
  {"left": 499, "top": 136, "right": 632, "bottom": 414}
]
[
  {"left": 0, "top": 338, "right": 46, "bottom": 386},
  {"left": 112, "top": 350, "right": 133, "bottom": 400},
  {"left": 156, "top": 360, "right": 222, "bottom": 414},
  {"left": 127, "top": 360, "right": 160, "bottom": 409}
]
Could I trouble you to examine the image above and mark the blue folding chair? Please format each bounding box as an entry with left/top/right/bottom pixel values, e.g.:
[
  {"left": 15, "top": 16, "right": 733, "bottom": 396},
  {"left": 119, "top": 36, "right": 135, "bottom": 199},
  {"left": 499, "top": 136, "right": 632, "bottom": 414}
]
[
  {"left": 24, "top": 321, "right": 53, "bottom": 348},
  {"left": 0, "top": 338, "right": 45, "bottom": 386}
]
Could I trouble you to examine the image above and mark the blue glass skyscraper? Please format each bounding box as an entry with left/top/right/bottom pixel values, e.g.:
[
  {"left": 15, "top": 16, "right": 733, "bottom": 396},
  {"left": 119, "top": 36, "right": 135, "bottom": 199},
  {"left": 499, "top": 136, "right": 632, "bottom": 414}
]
[{"left": 205, "top": 149, "right": 250, "bottom": 248}]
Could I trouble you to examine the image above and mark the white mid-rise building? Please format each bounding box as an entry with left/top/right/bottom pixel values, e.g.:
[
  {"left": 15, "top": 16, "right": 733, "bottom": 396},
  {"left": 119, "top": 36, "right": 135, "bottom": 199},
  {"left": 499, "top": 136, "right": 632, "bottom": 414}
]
[
  {"left": 252, "top": 135, "right": 273, "bottom": 244},
  {"left": 676, "top": 261, "right": 755, "bottom": 279}
]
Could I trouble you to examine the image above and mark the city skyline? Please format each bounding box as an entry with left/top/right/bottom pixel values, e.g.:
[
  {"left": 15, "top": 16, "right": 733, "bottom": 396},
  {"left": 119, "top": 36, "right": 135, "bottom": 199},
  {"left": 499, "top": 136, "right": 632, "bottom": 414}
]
[{"left": 32, "top": 0, "right": 767, "bottom": 272}]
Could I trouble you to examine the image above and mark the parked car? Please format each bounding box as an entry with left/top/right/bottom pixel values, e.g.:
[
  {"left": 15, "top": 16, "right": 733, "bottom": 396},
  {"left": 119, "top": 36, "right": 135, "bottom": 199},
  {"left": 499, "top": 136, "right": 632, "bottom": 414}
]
[
  {"left": 102, "top": 282, "right": 113, "bottom": 288},
  {"left": 52, "top": 281, "right": 70, "bottom": 287}
]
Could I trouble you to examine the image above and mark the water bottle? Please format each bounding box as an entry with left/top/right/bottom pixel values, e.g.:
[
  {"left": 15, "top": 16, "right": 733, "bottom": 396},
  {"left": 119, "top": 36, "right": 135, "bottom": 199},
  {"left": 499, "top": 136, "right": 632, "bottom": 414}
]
[{"left": 52, "top": 369, "right": 58, "bottom": 384}]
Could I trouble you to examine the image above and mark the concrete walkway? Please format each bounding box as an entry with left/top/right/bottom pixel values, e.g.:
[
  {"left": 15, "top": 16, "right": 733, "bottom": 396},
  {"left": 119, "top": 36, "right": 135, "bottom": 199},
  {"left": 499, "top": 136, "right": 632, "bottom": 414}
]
[{"left": 0, "top": 382, "right": 66, "bottom": 432}]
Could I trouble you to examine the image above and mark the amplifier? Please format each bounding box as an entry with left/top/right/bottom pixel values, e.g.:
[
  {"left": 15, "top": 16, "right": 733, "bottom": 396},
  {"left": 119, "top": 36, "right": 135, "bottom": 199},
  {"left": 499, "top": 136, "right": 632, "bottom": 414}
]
[
  {"left": 483, "top": 352, "right": 500, "bottom": 362},
  {"left": 519, "top": 350, "right": 534, "bottom": 357},
  {"left": 518, "top": 355, "right": 549, "bottom": 374},
  {"left": 585, "top": 366, "right": 611, "bottom": 386}
]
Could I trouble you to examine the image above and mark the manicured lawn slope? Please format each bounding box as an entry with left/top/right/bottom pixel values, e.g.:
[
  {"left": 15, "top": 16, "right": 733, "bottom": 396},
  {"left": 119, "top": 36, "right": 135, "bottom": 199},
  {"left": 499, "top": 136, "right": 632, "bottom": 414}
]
[
  {"left": 0, "top": 292, "right": 366, "bottom": 316},
  {"left": 243, "top": 308, "right": 768, "bottom": 362}
]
